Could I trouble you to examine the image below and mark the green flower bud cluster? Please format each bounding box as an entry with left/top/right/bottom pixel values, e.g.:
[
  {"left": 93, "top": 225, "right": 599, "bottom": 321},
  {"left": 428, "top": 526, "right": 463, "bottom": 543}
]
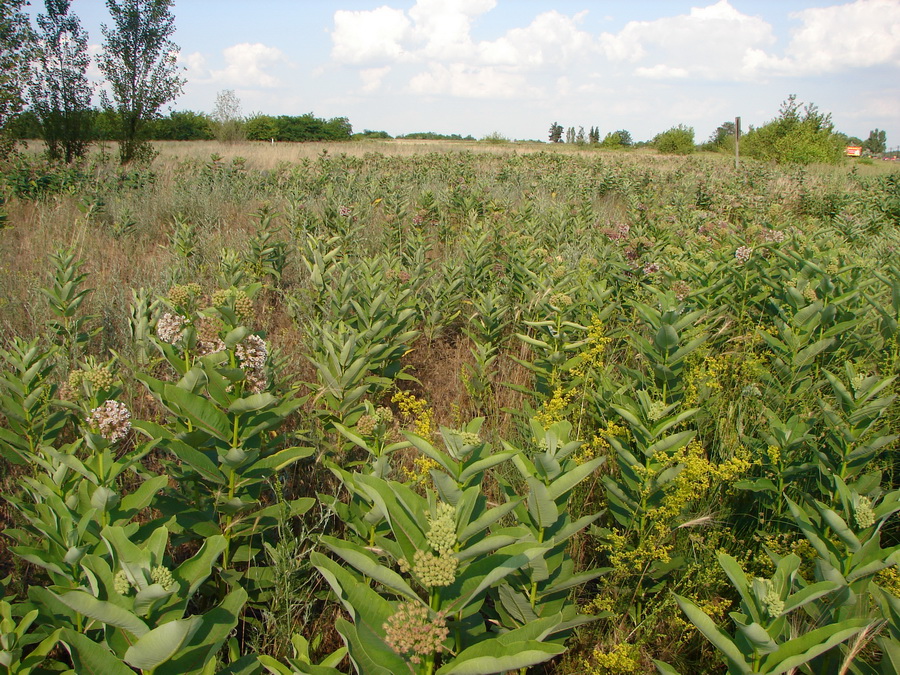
[
  {"left": 150, "top": 565, "right": 175, "bottom": 591},
  {"left": 356, "top": 414, "right": 376, "bottom": 436},
  {"left": 375, "top": 406, "right": 393, "bottom": 424},
  {"left": 647, "top": 400, "right": 668, "bottom": 422},
  {"left": 412, "top": 549, "right": 458, "bottom": 587},
  {"left": 168, "top": 283, "right": 201, "bottom": 308},
  {"left": 426, "top": 503, "right": 457, "bottom": 555},
  {"left": 114, "top": 569, "right": 132, "bottom": 595},
  {"left": 211, "top": 288, "right": 254, "bottom": 324},
  {"left": 760, "top": 580, "right": 784, "bottom": 618},
  {"left": 459, "top": 431, "right": 481, "bottom": 446},
  {"left": 67, "top": 369, "right": 85, "bottom": 390},
  {"left": 84, "top": 367, "right": 114, "bottom": 392},
  {"left": 855, "top": 496, "right": 875, "bottom": 530}
]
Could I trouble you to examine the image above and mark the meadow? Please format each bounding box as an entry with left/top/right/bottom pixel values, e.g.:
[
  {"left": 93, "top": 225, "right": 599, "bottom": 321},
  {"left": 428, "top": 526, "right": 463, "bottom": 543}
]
[{"left": 0, "top": 139, "right": 898, "bottom": 674}]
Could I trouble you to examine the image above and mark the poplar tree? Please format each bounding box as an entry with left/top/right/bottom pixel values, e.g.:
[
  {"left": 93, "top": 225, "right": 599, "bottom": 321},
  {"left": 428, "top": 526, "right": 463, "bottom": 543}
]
[
  {"left": 30, "top": 0, "right": 93, "bottom": 162},
  {"left": 98, "top": 0, "right": 185, "bottom": 164},
  {"left": 0, "top": 0, "right": 34, "bottom": 159}
]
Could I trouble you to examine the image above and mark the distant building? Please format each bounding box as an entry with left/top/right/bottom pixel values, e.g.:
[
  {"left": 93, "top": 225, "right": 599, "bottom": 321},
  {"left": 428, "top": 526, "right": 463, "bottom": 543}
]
[{"left": 845, "top": 146, "right": 863, "bottom": 157}]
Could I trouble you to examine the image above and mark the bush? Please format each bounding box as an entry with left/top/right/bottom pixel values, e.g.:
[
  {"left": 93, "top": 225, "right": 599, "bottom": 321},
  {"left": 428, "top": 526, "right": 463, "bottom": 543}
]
[
  {"left": 653, "top": 124, "right": 695, "bottom": 155},
  {"left": 600, "top": 130, "right": 633, "bottom": 148},
  {"left": 480, "top": 131, "right": 509, "bottom": 144},
  {"left": 741, "top": 95, "right": 843, "bottom": 165}
]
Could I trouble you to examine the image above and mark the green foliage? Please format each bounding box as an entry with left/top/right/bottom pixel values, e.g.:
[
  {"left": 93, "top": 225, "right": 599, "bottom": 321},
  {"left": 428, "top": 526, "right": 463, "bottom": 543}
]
[
  {"left": 244, "top": 113, "right": 352, "bottom": 142},
  {"left": 742, "top": 95, "right": 844, "bottom": 165},
  {"left": 549, "top": 122, "right": 563, "bottom": 143},
  {"left": 97, "top": 0, "right": 185, "bottom": 163},
  {"left": 212, "top": 89, "right": 245, "bottom": 144},
  {"left": 148, "top": 110, "right": 214, "bottom": 140},
  {"left": 864, "top": 128, "right": 887, "bottom": 155},
  {"left": 0, "top": 0, "right": 34, "bottom": 159},
  {"left": 600, "top": 130, "right": 633, "bottom": 148},
  {"left": 1, "top": 145, "right": 900, "bottom": 675},
  {"left": 29, "top": 0, "right": 92, "bottom": 163},
  {"left": 653, "top": 125, "right": 695, "bottom": 155}
]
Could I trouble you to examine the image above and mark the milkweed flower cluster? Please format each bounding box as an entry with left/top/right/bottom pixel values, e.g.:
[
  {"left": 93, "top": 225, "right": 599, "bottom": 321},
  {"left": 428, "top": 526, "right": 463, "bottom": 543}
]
[
  {"left": 150, "top": 565, "right": 175, "bottom": 591},
  {"left": 236, "top": 334, "right": 268, "bottom": 393},
  {"left": 88, "top": 400, "right": 131, "bottom": 442},
  {"left": 383, "top": 601, "right": 448, "bottom": 665},
  {"left": 735, "top": 246, "right": 753, "bottom": 264},
  {"left": 854, "top": 496, "right": 875, "bottom": 530},
  {"left": 399, "top": 502, "right": 459, "bottom": 587},
  {"left": 157, "top": 313, "right": 186, "bottom": 344},
  {"left": 759, "top": 580, "right": 784, "bottom": 618},
  {"left": 196, "top": 317, "right": 226, "bottom": 356},
  {"left": 762, "top": 228, "right": 785, "bottom": 243}
]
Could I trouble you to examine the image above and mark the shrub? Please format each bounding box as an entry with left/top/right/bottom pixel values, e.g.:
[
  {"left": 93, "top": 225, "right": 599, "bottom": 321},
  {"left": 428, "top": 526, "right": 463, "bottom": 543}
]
[
  {"left": 653, "top": 124, "right": 695, "bottom": 155},
  {"left": 741, "top": 95, "right": 843, "bottom": 164}
]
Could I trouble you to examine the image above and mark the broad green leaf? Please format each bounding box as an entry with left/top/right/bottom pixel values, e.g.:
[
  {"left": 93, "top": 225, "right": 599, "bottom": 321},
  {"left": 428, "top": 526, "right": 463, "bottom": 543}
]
[
  {"left": 55, "top": 590, "right": 148, "bottom": 637},
  {"left": 547, "top": 455, "right": 605, "bottom": 500},
  {"left": 227, "top": 393, "right": 277, "bottom": 414},
  {"left": 162, "top": 384, "right": 232, "bottom": 441},
  {"left": 674, "top": 594, "right": 748, "bottom": 673},
  {"left": 246, "top": 446, "right": 314, "bottom": 476},
  {"left": 435, "top": 639, "right": 564, "bottom": 674},
  {"left": 125, "top": 616, "right": 201, "bottom": 670},
  {"left": 759, "top": 618, "right": 869, "bottom": 674},
  {"left": 155, "top": 588, "right": 248, "bottom": 675},
  {"left": 173, "top": 535, "right": 227, "bottom": 595},
  {"left": 526, "top": 477, "right": 558, "bottom": 529},
  {"left": 164, "top": 438, "right": 226, "bottom": 483},
  {"left": 59, "top": 628, "right": 135, "bottom": 675},
  {"left": 320, "top": 536, "right": 418, "bottom": 601},
  {"left": 335, "top": 616, "right": 408, "bottom": 675},
  {"left": 653, "top": 659, "right": 682, "bottom": 674}
]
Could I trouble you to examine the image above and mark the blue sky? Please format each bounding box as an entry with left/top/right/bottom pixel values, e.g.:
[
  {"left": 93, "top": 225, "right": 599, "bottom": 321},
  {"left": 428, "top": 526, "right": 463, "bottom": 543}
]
[{"left": 41, "top": 0, "right": 900, "bottom": 144}]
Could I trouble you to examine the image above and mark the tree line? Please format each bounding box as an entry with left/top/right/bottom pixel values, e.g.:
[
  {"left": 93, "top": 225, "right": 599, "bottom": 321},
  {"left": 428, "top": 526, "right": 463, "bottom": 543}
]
[
  {"left": 1, "top": 0, "right": 185, "bottom": 164},
  {"left": 0, "top": 0, "right": 356, "bottom": 165},
  {"left": 550, "top": 96, "right": 889, "bottom": 164}
]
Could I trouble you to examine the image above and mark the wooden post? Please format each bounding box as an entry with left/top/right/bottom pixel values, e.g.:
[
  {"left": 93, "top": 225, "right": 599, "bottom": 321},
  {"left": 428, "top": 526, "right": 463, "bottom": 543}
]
[{"left": 735, "top": 116, "right": 741, "bottom": 169}]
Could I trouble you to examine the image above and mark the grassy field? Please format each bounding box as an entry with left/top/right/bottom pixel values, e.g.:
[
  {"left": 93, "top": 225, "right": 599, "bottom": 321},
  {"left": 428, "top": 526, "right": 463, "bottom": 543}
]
[{"left": 0, "top": 140, "right": 898, "bottom": 674}]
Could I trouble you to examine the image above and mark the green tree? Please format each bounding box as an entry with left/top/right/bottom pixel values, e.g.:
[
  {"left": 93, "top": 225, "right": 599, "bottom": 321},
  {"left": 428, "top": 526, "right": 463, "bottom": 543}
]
[
  {"left": 705, "top": 120, "right": 735, "bottom": 151},
  {"left": 148, "top": 110, "right": 213, "bottom": 140},
  {"left": 576, "top": 125, "right": 585, "bottom": 145},
  {"left": 97, "top": 0, "right": 185, "bottom": 164},
  {"left": 211, "top": 89, "right": 244, "bottom": 143},
  {"left": 654, "top": 124, "right": 695, "bottom": 155},
  {"left": 29, "top": 0, "right": 93, "bottom": 162},
  {"left": 548, "top": 121, "right": 562, "bottom": 143},
  {"left": 0, "top": 0, "right": 34, "bottom": 159},
  {"left": 565, "top": 126, "right": 575, "bottom": 143},
  {"left": 863, "top": 128, "right": 886, "bottom": 154},
  {"left": 741, "top": 95, "right": 843, "bottom": 164},
  {"left": 244, "top": 112, "right": 278, "bottom": 141},
  {"left": 601, "top": 129, "right": 633, "bottom": 148}
]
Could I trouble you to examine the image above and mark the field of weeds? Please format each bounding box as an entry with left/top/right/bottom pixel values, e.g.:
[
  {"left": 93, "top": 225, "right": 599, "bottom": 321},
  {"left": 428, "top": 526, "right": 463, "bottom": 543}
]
[{"left": 0, "top": 140, "right": 899, "bottom": 674}]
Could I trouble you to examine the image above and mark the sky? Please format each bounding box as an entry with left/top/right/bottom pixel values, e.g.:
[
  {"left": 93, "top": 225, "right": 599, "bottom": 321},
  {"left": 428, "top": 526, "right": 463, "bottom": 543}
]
[{"left": 36, "top": 0, "right": 900, "bottom": 144}]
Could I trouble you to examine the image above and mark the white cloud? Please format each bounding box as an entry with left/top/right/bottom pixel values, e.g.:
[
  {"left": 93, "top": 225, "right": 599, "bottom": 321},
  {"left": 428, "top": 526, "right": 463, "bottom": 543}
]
[
  {"left": 636, "top": 64, "right": 690, "bottom": 79},
  {"left": 598, "top": 0, "right": 776, "bottom": 80},
  {"left": 407, "top": 0, "right": 496, "bottom": 61},
  {"left": 360, "top": 66, "right": 391, "bottom": 93},
  {"left": 195, "top": 43, "right": 290, "bottom": 88},
  {"left": 329, "top": 1, "right": 594, "bottom": 98},
  {"left": 478, "top": 10, "right": 595, "bottom": 66},
  {"left": 409, "top": 63, "right": 539, "bottom": 99},
  {"left": 331, "top": 6, "right": 412, "bottom": 64},
  {"left": 779, "top": 0, "right": 900, "bottom": 74}
]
